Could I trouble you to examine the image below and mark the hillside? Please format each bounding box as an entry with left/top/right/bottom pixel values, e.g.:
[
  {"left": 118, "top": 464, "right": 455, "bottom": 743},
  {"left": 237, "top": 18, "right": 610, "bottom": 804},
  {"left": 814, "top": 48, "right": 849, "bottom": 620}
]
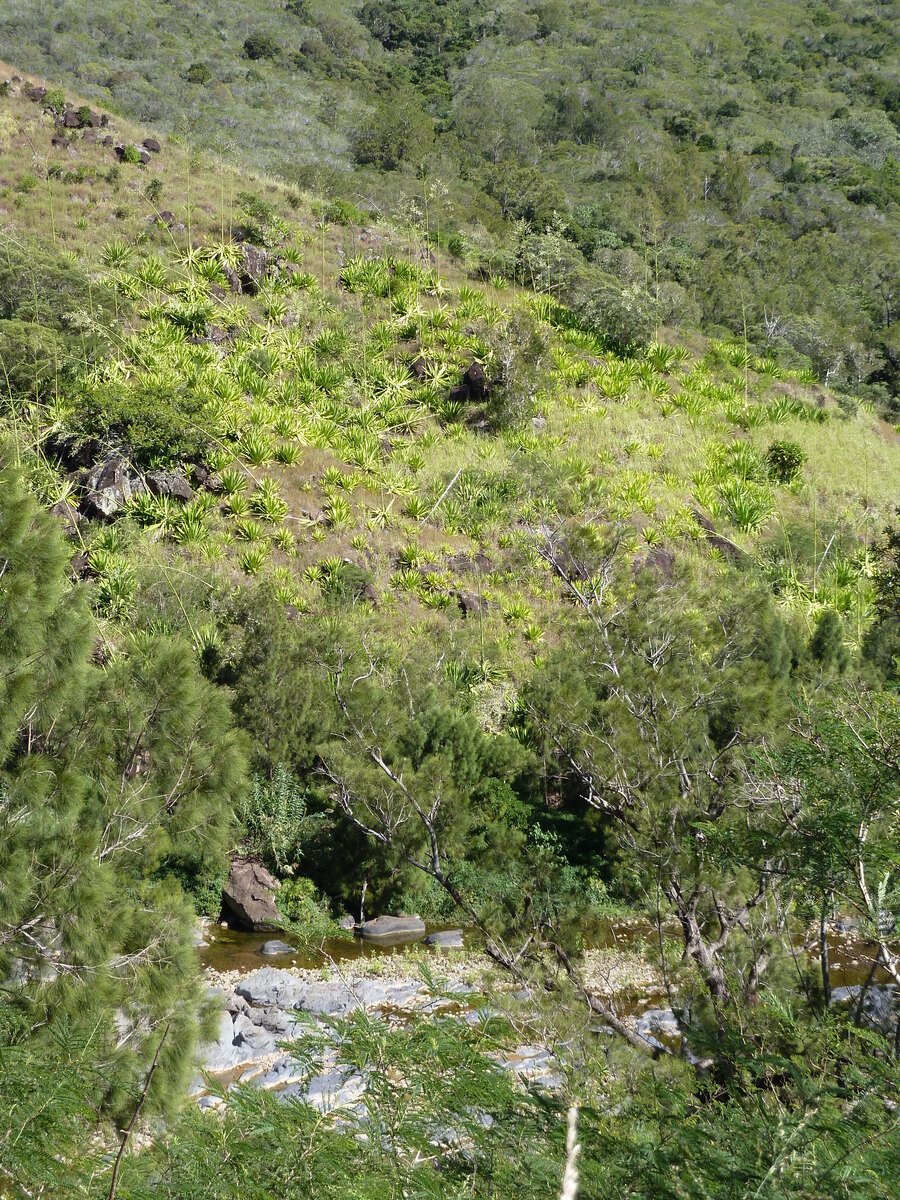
[
  {"left": 3, "top": 0, "right": 899, "bottom": 423},
  {"left": 1, "top": 49, "right": 900, "bottom": 1200}
]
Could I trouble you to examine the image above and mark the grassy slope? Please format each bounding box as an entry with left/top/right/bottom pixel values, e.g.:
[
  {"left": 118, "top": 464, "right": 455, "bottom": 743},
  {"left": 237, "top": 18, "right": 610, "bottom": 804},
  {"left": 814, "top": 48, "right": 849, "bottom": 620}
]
[{"left": 1, "top": 65, "right": 897, "bottom": 665}]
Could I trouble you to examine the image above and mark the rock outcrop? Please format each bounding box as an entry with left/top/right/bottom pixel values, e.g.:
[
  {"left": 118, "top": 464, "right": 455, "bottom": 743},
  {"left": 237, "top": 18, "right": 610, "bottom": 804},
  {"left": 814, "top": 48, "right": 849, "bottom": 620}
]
[{"left": 222, "top": 858, "right": 283, "bottom": 931}]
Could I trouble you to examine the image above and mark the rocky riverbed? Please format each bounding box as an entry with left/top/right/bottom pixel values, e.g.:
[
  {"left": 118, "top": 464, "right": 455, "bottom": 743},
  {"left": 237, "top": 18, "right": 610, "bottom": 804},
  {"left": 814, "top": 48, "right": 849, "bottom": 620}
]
[{"left": 194, "top": 925, "right": 662, "bottom": 1111}]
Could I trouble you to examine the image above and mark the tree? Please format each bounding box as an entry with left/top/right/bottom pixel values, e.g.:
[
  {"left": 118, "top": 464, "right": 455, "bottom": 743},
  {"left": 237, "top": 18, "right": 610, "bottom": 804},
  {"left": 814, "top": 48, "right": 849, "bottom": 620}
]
[
  {"left": 0, "top": 455, "right": 248, "bottom": 1176},
  {"left": 521, "top": 537, "right": 794, "bottom": 1026},
  {"left": 863, "top": 513, "right": 900, "bottom": 682},
  {"left": 350, "top": 95, "right": 434, "bottom": 170}
]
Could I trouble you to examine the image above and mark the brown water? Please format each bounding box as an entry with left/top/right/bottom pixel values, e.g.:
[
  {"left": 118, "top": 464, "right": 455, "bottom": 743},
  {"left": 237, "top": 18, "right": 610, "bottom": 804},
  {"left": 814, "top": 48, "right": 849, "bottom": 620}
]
[
  {"left": 200, "top": 917, "right": 886, "bottom": 994},
  {"left": 200, "top": 925, "right": 465, "bottom": 975}
]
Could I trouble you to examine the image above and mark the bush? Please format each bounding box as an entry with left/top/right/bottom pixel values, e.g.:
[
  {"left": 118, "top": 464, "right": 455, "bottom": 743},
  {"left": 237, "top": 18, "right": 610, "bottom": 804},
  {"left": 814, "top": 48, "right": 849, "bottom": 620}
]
[
  {"left": 75, "top": 378, "right": 209, "bottom": 465},
  {"left": 324, "top": 198, "right": 369, "bottom": 226},
  {"left": 185, "top": 61, "right": 212, "bottom": 84},
  {"left": 244, "top": 33, "right": 280, "bottom": 61},
  {"left": 577, "top": 276, "right": 664, "bottom": 352},
  {"left": 0, "top": 319, "right": 70, "bottom": 404},
  {"left": 277, "top": 876, "right": 347, "bottom": 941},
  {"left": 238, "top": 767, "right": 327, "bottom": 874},
  {"left": 121, "top": 144, "right": 143, "bottom": 165},
  {"left": 765, "top": 439, "right": 806, "bottom": 484}
]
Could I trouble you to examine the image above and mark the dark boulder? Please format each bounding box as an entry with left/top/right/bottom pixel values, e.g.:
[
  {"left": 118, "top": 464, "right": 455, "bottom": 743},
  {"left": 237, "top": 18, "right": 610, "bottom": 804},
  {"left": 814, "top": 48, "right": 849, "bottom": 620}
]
[
  {"left": 143, "top": 137, "right": 161, "bottom": 152},
  {"left": 80, "top": 455, "right": 145, "bottom": 520},
  {"left": 146, "top": 469, "right": 194, "bottom": 501},
  {"left": 447, "top": 551, "right": 492, "bottom": 577},
  {"left": 410, "top": 355, "right": 428, "bottom": 380},
  {"left": 455, "top": 591, "right": 488, "bottom": 617},
  {"left": 50, "top": 135, "right": 71, "bottom": 150},
  {"left": 634, "top": 546, "right": 675, "bottom": 582},
  {"left": 692, "top": 509, "right": 748, "bottom": 564},
  {"left": 448, "top": 383, "right": 470, "bottom": 404},
  {"left": 222, "top": 263, "right": 242, "bottom": 293},
  {"left": 29, "top": 85, "right": 48, "bottom": 103},
  {"left": 237, "top": 243, "right": 269, "bottom": 294},
  {"left": 464, "top": 361, "right": 487, "bottom": 400},
  {"left": 62, "top": 109, "right": 81, "bottom": 128},
  {"left": 50, "top": 498, "right": 81, "bottom": 538},
  {"left": 69, "top": 551, "right": 90, "bottom": 581},
  {"left": 222, "top": 858, "right": 283, "bottom": 931},
  {"left": 81, "top": 129, "right": 98, "bottom": 144},
  {"left": 359, "top": 915, "right": 425, "bottom": 942}
]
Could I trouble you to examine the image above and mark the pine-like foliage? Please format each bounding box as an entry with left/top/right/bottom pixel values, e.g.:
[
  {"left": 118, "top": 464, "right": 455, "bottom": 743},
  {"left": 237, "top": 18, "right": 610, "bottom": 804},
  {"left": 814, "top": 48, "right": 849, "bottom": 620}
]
[{"left": 0, "top": 453, "right": 248, "bottom": 1190}]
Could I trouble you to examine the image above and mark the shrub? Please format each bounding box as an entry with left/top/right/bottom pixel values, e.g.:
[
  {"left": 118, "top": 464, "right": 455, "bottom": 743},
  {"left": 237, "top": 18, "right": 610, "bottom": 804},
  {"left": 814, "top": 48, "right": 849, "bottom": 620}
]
[
  {"left": 185, "top": 62, "right": 212, "bottom": 84},
  {"left": 238, "top": 767, "right": 325, "bottom": 874},
  {"left": 324, "top": 198, "right": 369, "bottom": 226},
  {"left": 0, "top": 319, "right": 70, "bottom": 404},
  {"left": 122, "top": 144, "right": 143, "bottom": 165},
  {"left": 765, "top": 439, "right": 806, "bottom": 484},
  {"left": 243, "top": 33, "right": 280, "bottom": 61}
]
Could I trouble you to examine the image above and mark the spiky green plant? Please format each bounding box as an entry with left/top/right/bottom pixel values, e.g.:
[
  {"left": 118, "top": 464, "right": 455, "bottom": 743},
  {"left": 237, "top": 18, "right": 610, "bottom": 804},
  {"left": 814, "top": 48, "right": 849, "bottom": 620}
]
[
  {"left": 238, "top": 429, "right": 273, "bottom": 465},
  {"left": 326, "top": 494, "right": 352, "bottom": 530},
  {"left": 234, "top": 517, "right": 265, "bottom": 542},
  {"left": 251, "top": 479, "right": 289, "bottom": 522},
  {"left": 172, "top": 506, "right": 211, "bottom": 547},
  {"left": 101, "top": 239, "right": 133, "bottom": 269},
  {"left": 719, "top": 480, "right": 774, "bottom": 533},
  {"left": 238, "top": 544, "right": 269, "bottom": 576}
]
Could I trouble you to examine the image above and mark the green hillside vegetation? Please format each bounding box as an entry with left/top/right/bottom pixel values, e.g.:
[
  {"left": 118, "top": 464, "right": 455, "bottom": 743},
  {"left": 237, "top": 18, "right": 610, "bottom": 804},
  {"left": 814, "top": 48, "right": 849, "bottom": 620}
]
[
  {"left": 3, "top": 0, "right": 899, "bottom": 423},
  {"left": 1, "top": 50, "right": 900, "bottom": 1200}
]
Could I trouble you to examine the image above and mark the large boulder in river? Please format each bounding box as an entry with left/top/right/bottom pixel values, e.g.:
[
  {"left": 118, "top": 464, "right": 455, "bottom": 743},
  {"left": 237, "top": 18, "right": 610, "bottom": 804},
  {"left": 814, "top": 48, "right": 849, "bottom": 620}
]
[
  {"left": 359, "top": 915, "right": 425, "bottom": 942},
  {"left": 424, "top": 930, "right": 464, "bottom": 949},
  {"left": 222, "top": 858, "right": 283, "bottom": 931},
  {"left": 260, "top": 939, "right": 296, "bottom": 957}
]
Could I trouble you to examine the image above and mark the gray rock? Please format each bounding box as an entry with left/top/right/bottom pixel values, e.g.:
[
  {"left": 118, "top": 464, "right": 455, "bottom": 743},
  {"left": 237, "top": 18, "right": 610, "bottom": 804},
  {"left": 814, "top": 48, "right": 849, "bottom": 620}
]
[
  {"left": 424, "top": 930, "right": 464, "bottom": 949},
  {"left": 235, "top": 967, "right": 305, "bottom": 1010},
  {"left": 222, "top": 857, "right": 283, "bottom": 931},
  {"left": 50, "top": 498, "right": 81, "bottom": 537},
  {"left": 359, "top": 915, "right": 426, "bottom": 941},
  {"left": 634, "top": 1007, "right": 680, "bottom": 1038},
  {"left": 455, "top": 592, "right": 488, "bottom": 618},
  {"left": 237, "top": 243, "right": 269, "bottom": 294},
  {"left": 831, "top": 984, "right": 896, "bottom": 1034},
  {"left": 143, "top": 137, "right": 161, "bottom": 152},
  {"left": 302, "top": 1068, "right": 365, "bottom": 1113},
  {"left": 300, "top": 981, "right": 358, "bottom": 1017},
  {"left": 338, "top": 914, "right": 357, "bottom": 931},
  {"left": 80, "top": 455, "right": 145, "bottom": 519},
  {"left": 260, "top": 939, "right": 296, "bottom": 957},
  {"left": 146, "top": 469, "right": 194, "bottom": 501},
  {"left": 232, "top": 1013, "right": 277, "bottom": 1053},
  {"left": 248, "top": 1006, "right": 292, "bottom": 1034},
  {"left": 251, "top": 1055, "right": 307, "bottom": 1091}
]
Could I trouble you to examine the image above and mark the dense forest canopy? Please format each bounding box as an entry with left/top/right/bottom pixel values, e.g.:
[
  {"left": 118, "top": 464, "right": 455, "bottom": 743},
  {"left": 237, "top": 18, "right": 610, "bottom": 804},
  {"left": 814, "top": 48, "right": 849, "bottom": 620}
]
[{"left": 0, "top": 1, "right": 899, "bottom": 1195}]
